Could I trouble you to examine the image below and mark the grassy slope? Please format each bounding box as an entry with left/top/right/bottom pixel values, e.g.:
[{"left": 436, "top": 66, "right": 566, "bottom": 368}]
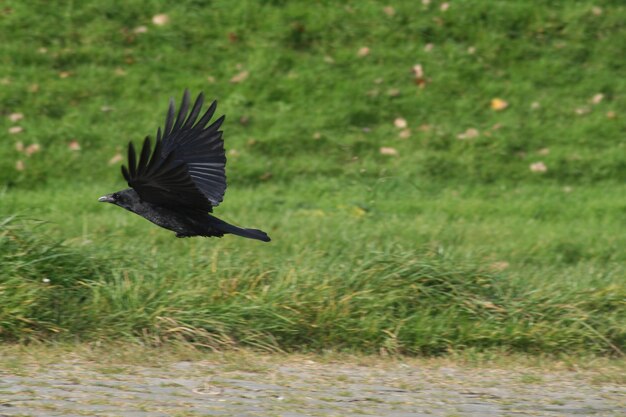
[{"left": 1, "top": 1, "right": 625, "bottom": 354}]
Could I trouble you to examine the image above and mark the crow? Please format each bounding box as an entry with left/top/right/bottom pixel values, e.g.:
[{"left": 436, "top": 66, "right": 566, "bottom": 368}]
[{"left": 98, "top": 90, "right": 270, "bottom": 242}]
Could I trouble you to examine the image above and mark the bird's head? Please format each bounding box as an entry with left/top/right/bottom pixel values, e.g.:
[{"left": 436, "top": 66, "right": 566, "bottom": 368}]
[{"left": 98, "top": 189, "right": 137, "bottom": 212}]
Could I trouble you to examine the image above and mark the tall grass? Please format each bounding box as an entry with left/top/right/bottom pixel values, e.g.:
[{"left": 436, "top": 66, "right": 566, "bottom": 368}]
[{"left": 2, "top": 216, "right": 624, "bottom": 355}]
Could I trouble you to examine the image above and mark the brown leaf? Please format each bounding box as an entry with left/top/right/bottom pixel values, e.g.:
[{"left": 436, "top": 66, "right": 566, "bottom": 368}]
[
  {"left": 152, "top": 14, "right": 169, "bottom": 26},
  {"left": 530, "top": 161, "right": 547, "bottom": 173},
  {"left": 15, "top": 141, "right": 24, "bottom": 152},
  {"left": 8, "top": 126, "right": 23, "bottom": 134},
  {"left": 15, "top": 160, "right": 25, "bottom": 171},
  {"left": 133, "top": 26, "right": 148, "bottom": 34},
  {"left": 383, "top": 6, "right": 395, "bottom": 16},
  {"left": 68, "top": 140, "right": 81, "bottom": 151},
  {"left": 380, "top": 147, "right": 398, "bottom": 156},
  {"left": 109, "top": 153, "right": 123, "bottom": 165},
  {"left": 394, "top": 118, "right": 407, "bottom": 129},
  {"left": 412, "top": 64, "right": 427, "bottom": 88},
  {"left": 591, "top": 93, "right": 604, "bottom": 105},
  {"left": 357, "top": 47, "right": 370, "bottom": 57},
  {"left": 25, "top": 143, "right": 41, "bottom": 156},
  {"left": 457, "top": 128, "right": 479, "bottom": 140},
  {"left": 8, "top": 112, "right": 23, "bottom": 122},
  {"left": 398, "top": 129, "right": 411, "bottom": 139},
  {"left": 230, "top": 70, "right": 249, "bottom": 83}
]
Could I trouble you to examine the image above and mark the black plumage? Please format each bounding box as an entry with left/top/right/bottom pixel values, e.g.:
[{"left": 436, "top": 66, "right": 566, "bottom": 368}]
[{"left": 99, "top": 90, "right": 270, "bottom": 242}]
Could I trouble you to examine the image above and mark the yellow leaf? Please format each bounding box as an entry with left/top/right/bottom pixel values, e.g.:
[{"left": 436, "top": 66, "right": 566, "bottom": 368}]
[{"left": 491, "top": 98, "right": 508, "bottom": 111}]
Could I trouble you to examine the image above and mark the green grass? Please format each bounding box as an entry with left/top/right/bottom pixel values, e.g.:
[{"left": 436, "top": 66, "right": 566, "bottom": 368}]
[{"left": 1, "top": 0, "right": 625, "bottom": 355}]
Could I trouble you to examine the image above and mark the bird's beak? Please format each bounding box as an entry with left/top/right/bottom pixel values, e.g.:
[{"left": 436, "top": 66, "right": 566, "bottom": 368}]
[{"left": 98, "top": 195, "right": 115, "bottom": 203}]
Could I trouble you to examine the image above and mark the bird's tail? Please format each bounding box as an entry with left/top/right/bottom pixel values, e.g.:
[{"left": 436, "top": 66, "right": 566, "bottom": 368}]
[{"left": 208, "top": 215, "right": 271, "bottom": 242}]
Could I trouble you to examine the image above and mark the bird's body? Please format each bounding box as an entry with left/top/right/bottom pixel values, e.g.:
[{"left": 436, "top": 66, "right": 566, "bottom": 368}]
[{"left": 99, "top": 91, "right": 270, "bottom": 242}]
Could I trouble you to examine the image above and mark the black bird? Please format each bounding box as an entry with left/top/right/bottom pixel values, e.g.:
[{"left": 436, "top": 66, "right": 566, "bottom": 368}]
[{"left": 98, "top": 90, "right": 270, "bottom": 242}]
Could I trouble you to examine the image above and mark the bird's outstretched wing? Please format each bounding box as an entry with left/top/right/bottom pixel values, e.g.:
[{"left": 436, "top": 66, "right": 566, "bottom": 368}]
[
  {"left": 122, "top": 137, "right": 212, "bottom": 211},
  {"left": 158, "top": 90, "right": 227, "bottom": 207}
]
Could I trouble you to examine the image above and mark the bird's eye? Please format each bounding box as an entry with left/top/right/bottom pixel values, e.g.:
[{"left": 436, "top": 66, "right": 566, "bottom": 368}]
[{"left": 113, "top": 193, "right": 120, "bottom": 200}]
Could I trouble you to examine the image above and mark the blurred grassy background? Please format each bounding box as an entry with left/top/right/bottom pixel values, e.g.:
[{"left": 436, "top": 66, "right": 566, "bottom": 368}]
[{"left": 1, "top": 0, "right": 625, "bottom": 355}]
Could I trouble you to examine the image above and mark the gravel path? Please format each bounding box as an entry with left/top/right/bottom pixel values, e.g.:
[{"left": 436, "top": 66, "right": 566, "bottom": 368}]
[{"left": 1, "top": 354, "right": 625, "bottom": 416}]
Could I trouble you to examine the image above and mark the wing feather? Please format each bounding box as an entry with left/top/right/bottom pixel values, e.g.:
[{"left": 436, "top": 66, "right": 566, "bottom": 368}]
[
  {"left": 159, "top": 90, "right": 227, "bottom": 206},
  {"left": 119, "top": 90, "right": 227, "bottom": 211}
]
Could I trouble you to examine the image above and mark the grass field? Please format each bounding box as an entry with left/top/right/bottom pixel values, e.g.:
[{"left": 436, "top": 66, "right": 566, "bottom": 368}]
[{"left": 1, "top": 1, "right": 625, "bottom": 356}]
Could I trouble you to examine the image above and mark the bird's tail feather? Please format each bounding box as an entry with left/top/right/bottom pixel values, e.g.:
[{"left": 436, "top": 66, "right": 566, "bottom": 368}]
[{"left": 208, "top": 215, "right": 271, "bottom": 242}]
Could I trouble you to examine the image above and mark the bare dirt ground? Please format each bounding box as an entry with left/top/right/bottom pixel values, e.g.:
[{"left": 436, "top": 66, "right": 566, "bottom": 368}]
[{"left": 1, "top": 347, "right": 625, "bottom": 417}]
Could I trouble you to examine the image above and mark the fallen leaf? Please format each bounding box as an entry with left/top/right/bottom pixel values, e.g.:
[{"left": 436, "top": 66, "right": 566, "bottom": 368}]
[
  {"left": 467, "top": 46, "right": 476, "bottom": 54},
  {"left": 38, "top": 47, "right": 48, "bottom": 54},
  {"left": 592, "top": 6, "right": 602, "bottom": 15},
  {"left": 230, "top": 70, "right": 249, "bottom": 83},
  {"left": 418, "top": 124, "right": 431, "bottom": 132},
  {"left": 15, "top": 141, "right": 24, "bottom": 152},
  {"left": 537, "top": 148, "right": 550, "bottom": 156},
  {"left": 489, "top": 261, "right": 510, "bottom": 272},
  {"left": 491, "top": 98, "right": 508, "bottom": 111},
  {"left": 68, "top": 140, "right": 81, "bottom": 151},
  {"left": 101, "top": 105, "right": 113, "bottom": 112},
  {"left": 15, "top": 160, "right": 24, "bottom": 171},
  {"left": 152, "top": 14, "right": 169, "bottom": 26},
  {"left": 0, "top": 77, "right": 10, "bottom": 85},
  {"left": 383, "top": 6, "right": 395, "bottom": 16},
  {"left": 323, "top": 55, "right": 335, "bottom": 64},
  {"left": 399, "top": 129, "right": 411, "bottom": 139},
  {"left": 575, "top": 107, "right": 590, "bottom": 115},
  {"left": 380, "top": 147, "right": 398, "bottom": 156},
  {"left": 25, "top": 143, "right": 41, "bottom": 156},
  {"left": 563, "top": 186, "right": 573, "bottom": 193},
  {"left": 8, "top": 112, "right": 23, "bottom": 122},
  {"left": 8, "top": 126, "right": 23, "bottom": 134},
  {"left": 387, "top": 88, "right": 400, "bottom": 97},
  {"left": 440, "top": 2, "right": 450, "bottom": 11},
  {"left": 59, "top": 71, "right": 71, "bottom": 78},
  {"left": 28, "top": 83, "right": 39, "bottom": 92},
  {"left": 422, "top": 0, "right": 431, "bottom": 5},
  {"left": 312, "top": 132, "right": 321, "bottom": 140},
  {"left": 394, "top": 118, "right": 407, "bottom": 129},
  {"left": 207, "top": 75, "right": 216, "bottom": 83},
  {"left": 109, "top": 153, "right": 123, "bottom": 165},
  {"left": 412, "top": 64, "right": 426, "bottom": 88},
  {"left": 457, "top": 128, "right": 479, "bottom": 140},
  {"left": 531, "top": 101, "right": 541, "bottom": 109},
  {"left": 357, "top": 47, "right": 370, "bottom": 57},
  {"left": 591, "top": 93, "right": 604, "bottom": 104},
  {"left": 530, "top": 161, "right": 547, "bottom": 173},
  {"left": 133, "top": 25, "right": 148, "bottom": 34},
  {"left": 114, "top": 67, "right": 126, "bottom": 76},
  {"left": 606, "top": 111, "right": 616, "bottom": 119},
  {"left": 424, "top": 43, "right": 434, "bottom": 52},
  {"left": 228, "top": 149, "right": 239, "bottom": 156}
]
